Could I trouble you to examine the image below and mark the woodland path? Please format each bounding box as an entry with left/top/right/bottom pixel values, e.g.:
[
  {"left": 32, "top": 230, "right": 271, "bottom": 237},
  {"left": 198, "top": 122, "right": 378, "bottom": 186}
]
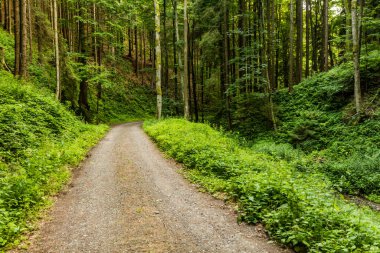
[{"left": 24, "top": 122, "right": 289, "bottom": 253}]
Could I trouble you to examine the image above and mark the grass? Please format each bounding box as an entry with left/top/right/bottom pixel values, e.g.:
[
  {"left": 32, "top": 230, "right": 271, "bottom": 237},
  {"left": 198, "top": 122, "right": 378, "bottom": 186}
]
[
  {"left": 0, "top": 71, "right": 108, "bottom": 249},
  {"left": 144, "top": 118, "right": 380, "bottom": 253}
]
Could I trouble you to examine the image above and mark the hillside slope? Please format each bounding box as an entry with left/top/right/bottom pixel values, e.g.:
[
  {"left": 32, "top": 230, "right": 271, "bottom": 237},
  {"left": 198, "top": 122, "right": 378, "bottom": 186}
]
[
  {"left": 0, "top": 71, "right": 108, "bottom": 249},
  {"left": 232, "top": 53, "right": 380, "bottom": 198}
]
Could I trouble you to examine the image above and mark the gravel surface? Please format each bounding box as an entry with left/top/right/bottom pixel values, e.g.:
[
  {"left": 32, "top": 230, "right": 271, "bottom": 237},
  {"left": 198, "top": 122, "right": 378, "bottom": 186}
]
[{"left": 23, "top": 122, "right": 290, "bottom": 253}]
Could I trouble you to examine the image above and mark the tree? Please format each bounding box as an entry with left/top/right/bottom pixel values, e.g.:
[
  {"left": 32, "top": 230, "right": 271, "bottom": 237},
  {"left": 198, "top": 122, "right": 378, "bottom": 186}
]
[
  {"left": 154, "top": 0, "right": 162, "bottom": 119},
  {"left": 183, "top": 0, "right": 190, "bottom": 119},
  {"left": 351, "top": 0, "right": 362, "bottom": 113},
  {"left": 296, "top": 0, "right": 303, "bottom": 83},
  {"left": 289, "top": 0, "right": 294, "bottom": 91},
  {"left": 322, "top": 0, "right": 329, "bottom": 71},
  {"left": 14, "top": 0, "right": 20, "bottom": 77},
  {"left": 53, "top": 0, "right": 60, "bottom": 100},
  {"left": 20, "top": 0, "right": 27, "bottom": 78}
]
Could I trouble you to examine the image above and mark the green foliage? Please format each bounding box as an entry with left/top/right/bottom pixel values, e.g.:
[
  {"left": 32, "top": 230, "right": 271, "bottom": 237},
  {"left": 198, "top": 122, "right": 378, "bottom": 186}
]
[
  {"left": 0, "top": 29, "right": 15, "bottom": 70},
  {"left": 230, "top": 55, "right": 380, "bottom": 197},
  {"left": 273, "top": 57, "right": 380, "bottom": 196},
  {"left": 0, "top": 71, "right": 108, "bottom": 249},
  {"left": 97, "top": 81, "right": 156, "bottom": 124},
  {"left": 144, "top": 119, "right": 380, "bottom": 252}
]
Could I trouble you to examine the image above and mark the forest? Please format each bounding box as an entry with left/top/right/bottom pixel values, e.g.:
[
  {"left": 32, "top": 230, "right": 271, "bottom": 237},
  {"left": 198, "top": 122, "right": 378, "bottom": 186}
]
[{"left": 0, "top": 0, "right": 379, "bottom": 252}]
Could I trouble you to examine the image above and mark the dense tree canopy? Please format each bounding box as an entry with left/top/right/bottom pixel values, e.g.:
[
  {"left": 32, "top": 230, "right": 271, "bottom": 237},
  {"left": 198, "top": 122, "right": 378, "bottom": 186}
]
[{"left": 1, "top": 0, "right": 379, "bottom": 124}]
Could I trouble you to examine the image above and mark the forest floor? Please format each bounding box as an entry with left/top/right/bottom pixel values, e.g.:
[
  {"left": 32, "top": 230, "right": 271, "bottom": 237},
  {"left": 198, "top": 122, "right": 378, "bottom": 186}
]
[{"left": 14, "top": 122, "right": 289, "bottom": 253}]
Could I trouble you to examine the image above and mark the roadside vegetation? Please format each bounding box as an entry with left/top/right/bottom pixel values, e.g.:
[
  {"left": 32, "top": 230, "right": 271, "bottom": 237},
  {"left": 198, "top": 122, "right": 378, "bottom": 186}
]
[
  {"left": 231, "top": 54, "right": 380, "bottom": 201},
  {"left": 144, "top": 118, "right": 380, "bottom": 252},
  {"left": 144, "top": 58, "right": 380, "bottom": 252},
  {"left": 0, "top": 71, "right": 108, "bottom": 248}
]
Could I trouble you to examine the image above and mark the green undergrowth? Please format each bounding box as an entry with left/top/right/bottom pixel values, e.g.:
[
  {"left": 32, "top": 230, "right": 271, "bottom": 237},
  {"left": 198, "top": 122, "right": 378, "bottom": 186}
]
[
  {"left": 275, "top": 55, "right": 380, "bottom": 198},
  {"left": 232, "top": 54, "right": 380, "bottom": 199},
  {"left": 98, "top": 81, "right": 155, "bottom": 124},
  {"left": 0, "top": 71, "right": 108, "bottom": 249},
  {"left": 144, "top": 119, "right": 380, "bottom": 253}
]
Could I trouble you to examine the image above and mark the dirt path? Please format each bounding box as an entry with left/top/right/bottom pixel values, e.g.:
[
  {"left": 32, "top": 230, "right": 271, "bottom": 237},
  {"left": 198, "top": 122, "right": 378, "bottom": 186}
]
[{"left": 24, "top": 123, "right": 289, "bottom": 253}]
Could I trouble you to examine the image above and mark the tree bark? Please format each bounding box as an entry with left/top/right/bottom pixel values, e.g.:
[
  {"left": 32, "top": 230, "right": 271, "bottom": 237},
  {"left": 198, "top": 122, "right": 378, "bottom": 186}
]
[
  {"left": 53, "top": 0, "right": 60, "bottom": 100},
  {"left": 306, "top": 0, "right": 311, "bottom": 77},
  {"left": 14, "top": 0, "right": 20, "bottom": 76},
  {"left": 352, "top": 0, "right": 361, "bottom": 113},
  {"left": 172, "top": 1, "right": 179, "bottom": 114},
  {"left": 296, "top": 0, "right": 303, "bottom": 83},
  {"left": 20, "top": 0, "right": 27, "bottom": 78},
  {"left": 154, "top": 0, "right": 162, "bottom": 120},
  {"left": 288, "top": 0, "right": 294, "bottom": 91},
  {"left": 183, "top": 0, "right": 190, "bottom": 119},
  {"left": 345, "top": 0, "right": 351, "bottom": 56},
  {"left": 323, "top": 0, "right": 329, "bottom": 71}
]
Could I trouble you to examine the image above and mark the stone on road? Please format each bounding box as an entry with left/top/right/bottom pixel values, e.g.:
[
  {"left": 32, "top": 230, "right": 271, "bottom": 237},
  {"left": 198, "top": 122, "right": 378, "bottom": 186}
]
[{"left": 25, "top": 123, "right": 288, "bottom": 253}]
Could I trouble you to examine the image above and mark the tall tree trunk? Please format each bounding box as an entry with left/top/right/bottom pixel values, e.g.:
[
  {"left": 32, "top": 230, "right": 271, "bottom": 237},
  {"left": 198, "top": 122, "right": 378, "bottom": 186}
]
[
  {"left": 134, "top": 26, "right": 138, "bottom": 76},
  {"left": 183, "top": 0, "right": 190, "bottom": 119},
  {"left": 128, "top": 28, "right": 132, "bottom": 57},
  {"left": 223, "top": 0, "right": 232, "bottom": 129},
  {"left": 352, "top": 0, "right": 361, "bottom": 113},
  {"left": 20, "top": 0, "right": 27, "bottom": 78},
  {"left": 173, "top": 0, "right": 183, "bottom": 115},
  {"left": 78, "top": 3, "right": 90, "bottom": 121},
  {"left": 322, "top": 0, "right": 329, "bottom": 71},
  {"left": 345, "top": 0, "right": 351, "bottom": 56},
  {"left": 14, "top": 0, "right": 20, "bottom": 76},
  {"left": 172, "top": 1, "right": 179, "bottom": 114},
  {"left": 53, "top": 0, "right": 60, "bottom": 100},
  {"left": 288, "top": 0, "right": 294, "bottom": 91},
  {"left": 237, "top": 0, "right": 246, "bottom": 95},
  {"left": 191, "top": 32, "right": 198, "bottom": 122},
  {"left": 296, "top": 0, "right": 303, "bottom": 83},
  {"left": 154, "top": 0, "right": 162, "bottom": 119},
  {"left": 306, "top": 0, "right": 311, "bottom": 77},
  {"left": 2, "top": 0, "right": 5, "bottom": 30},
  {"left": 27, "top": 0, "right": 32, "bottom": 61},
  {"left": 163, "top": 0, "right": 169, "bottom": 97}
]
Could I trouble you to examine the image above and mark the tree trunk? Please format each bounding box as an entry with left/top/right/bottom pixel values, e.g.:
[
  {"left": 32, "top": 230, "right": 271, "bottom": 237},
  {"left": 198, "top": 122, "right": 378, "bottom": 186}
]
[
  {"left": 191, "top": 32, "right": 198, "bottom": 122},
  {"left": 172, "top": 1, "right": 179, "bottom": 114},
  {"left": 20, "top": 0, "right": 27, "bottom": 78},
  {"left": 14, "top": 0, "right": 20, "bottom": 76},
  {"left": 345, "top": 0, "right": 351, "bottom": 56},
  {"left": 163, "top": 0, "right": 169, "bottom": 97},
  {"left": 306, "top": 0, "right": 311, "bottom": 77},
  {"left": 27, "top": 0, "right": 32, "bottom": 61},
  {"left": 183, "top": 0, "right": 190, "bottom": 119},
  {"left": 351, "top": 0, "right": 361, "bottom": 113},
  {"left": 134, "top": 26, "right": 138, "bottom": 76},
  {"left": 78, "top": 3, "right": 90, "bottom": 122},
  {"left": 53, "top": 0, "right": 60, "bottom": 100},
  {"left": 154, "top": 0, "right": 162, "bottom": 120},
  {"left": 223, "top": 0, "right": 232, "bottom": 129},
  {"left": 288, "top": 0, "right": 294, "bottom": 91},
  {"left": 296, "top": 0, "right": 303, "bottom": 83},
  {"left": 322, "top": 0, "right": 329, "bottom": 71}
]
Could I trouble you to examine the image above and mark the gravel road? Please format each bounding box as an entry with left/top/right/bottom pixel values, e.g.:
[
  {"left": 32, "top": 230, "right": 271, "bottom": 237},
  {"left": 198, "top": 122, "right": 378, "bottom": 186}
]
[{"left": 24, "top": 122, "right": 289, "bottom": 253}]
